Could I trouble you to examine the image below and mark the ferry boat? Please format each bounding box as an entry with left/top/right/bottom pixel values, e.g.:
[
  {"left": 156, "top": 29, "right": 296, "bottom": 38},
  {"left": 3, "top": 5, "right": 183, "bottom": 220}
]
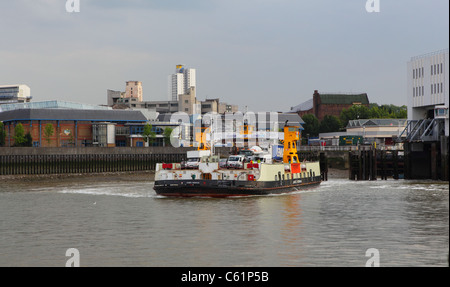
[{"left": 153, "top": 124, "right": 322, "bottom": 198}]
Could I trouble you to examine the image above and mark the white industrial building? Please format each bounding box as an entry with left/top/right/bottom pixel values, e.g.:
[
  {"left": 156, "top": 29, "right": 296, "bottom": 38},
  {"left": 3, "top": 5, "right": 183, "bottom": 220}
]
[{"left": 407, "top": 49, "right": 449, "bottom": 138}]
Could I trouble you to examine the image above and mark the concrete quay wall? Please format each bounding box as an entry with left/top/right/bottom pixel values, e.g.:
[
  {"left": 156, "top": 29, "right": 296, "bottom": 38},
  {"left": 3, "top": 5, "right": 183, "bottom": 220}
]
[{"left": 0, "top": 147, "right": 232, "bottom": 176}]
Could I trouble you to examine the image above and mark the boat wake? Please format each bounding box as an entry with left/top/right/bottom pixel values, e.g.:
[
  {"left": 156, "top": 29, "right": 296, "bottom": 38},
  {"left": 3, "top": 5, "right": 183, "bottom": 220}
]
[{"left": 57, "top": 182, "right": 158, "bottom": 198}]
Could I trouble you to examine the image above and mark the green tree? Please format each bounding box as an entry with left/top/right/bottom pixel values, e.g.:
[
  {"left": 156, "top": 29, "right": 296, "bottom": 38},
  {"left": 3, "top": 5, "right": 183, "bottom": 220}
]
[
  {"left": 369, "top": 104, "right": 407, "bottom": 119},
  {"left": 163, "top": 127, "right": 174, "bottom": 147},
  {"left": 384, "top": 104, "right": 407, "bottom": 118},
  {"left": 319, "top": 115, "right": 342, "bottom": 133},
  {"left": 0, "top": 122, "right": 5, "bottom": 147},
  {"left": 395, "top": 107, "right": 407, "bottom": 119},
  {"left": 301, "top": 114, "right": 320, "bottom": 143},
  {"left": 68, "top": 131, "right": 75, "bottom": 146},
  {"left": 13, "top": 123, "right": 26, "bottom": 147},
  {"left": 142, "top": 123, "right": 156, "bottom": 146},
  {"left": 369, "top": 105, "right": 381, "bottom": 118},
  {"left": 340, "top": 105, "right": 370, "bottom": 127},
  {"left": 44, "top": 123, "right": 54, "bottom": 145}
]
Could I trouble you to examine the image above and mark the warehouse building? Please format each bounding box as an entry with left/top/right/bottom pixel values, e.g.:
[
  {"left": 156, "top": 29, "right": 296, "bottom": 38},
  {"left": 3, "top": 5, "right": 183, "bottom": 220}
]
[{"left": 0, "top": 108, "right": 150, "bottom": 147}]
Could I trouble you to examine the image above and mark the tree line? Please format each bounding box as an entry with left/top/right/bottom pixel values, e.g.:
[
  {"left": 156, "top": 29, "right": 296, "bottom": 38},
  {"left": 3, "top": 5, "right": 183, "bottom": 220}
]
[
  {"left": 0, "top": 123, "right": 53, "bottom": 147},
  {"left": 0, "top": 122, "right": 33, "bottom": 147},
  {"left": 301, "top": 104, "right": 407, "bottom": 139}
]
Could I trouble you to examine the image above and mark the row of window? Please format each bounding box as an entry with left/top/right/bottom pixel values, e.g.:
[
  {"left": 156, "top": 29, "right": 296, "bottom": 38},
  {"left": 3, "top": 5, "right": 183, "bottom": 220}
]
[
  {"left": 413, "top": 86, "right": 424, "bottom": 97},
  {"left": 0, "top": 95, "right": 19, "bottom": 99},
  {"left": 413, "top": 67, "right": 424, "bottom": 79},
  {"left": 412, "top": 63, "right": 444, "bottom": 79},
  {"left": 0, "top": 88, "right": 20, "bottom": 94},
  {"left": 275, "top": 171, "right": 316, "bottom": 181},
  {"left": 431, "top": 63, "right": 444, "bottom": 76},
  {"left": 130, "top": 126, "right": 165, "bottom": 135},
  {"left": 413, "top": 82, "right": 444, "bottom": 97},
  {"left": 431, "top": 82, "right": 444, "bottom": 95}
]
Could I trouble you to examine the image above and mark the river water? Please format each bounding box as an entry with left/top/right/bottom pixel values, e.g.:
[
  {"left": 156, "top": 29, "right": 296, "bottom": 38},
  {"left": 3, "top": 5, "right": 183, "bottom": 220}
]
[{"left": 0, "top": 175, "right": 448, "bottom": 267}]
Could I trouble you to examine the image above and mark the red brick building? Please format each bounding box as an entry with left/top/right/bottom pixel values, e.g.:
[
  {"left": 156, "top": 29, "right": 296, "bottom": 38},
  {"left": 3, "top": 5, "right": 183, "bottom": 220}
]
[{"left": 291, "top": 90, "right": 370, "bottom": 121}]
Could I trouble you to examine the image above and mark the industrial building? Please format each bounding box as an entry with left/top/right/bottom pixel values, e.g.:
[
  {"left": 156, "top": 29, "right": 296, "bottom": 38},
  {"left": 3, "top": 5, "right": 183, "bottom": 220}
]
[
  {"left": 0, "top": 102, "right": 184, "bottom": 148},
  {"left": 406, "top": 49, "right": 449, "bottom": 138},
  {"left": 107, "top": 83, "right": 238, "bottom": 115},
  {"left": 318, "top": 119, "right": 407, "bottom": 148},
  {"left": 402, "top": 49, "right": 449, "bottom": 180},
  {"left": 290, "top": 90, "right": 370, "bottom": 122}
]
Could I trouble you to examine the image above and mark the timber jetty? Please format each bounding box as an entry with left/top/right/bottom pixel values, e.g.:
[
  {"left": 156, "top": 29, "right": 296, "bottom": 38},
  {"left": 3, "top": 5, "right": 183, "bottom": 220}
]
[{"left": 348, "top": 148, "right": 404, "bottom": 181}]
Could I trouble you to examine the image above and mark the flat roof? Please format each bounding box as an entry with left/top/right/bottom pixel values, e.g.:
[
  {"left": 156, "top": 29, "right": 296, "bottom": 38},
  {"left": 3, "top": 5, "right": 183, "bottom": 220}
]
[
  {"left": 0, "top": 100, "right": 111, "bottom": 112},
  {"left": 0, "top": 108, "right": 147, "bottom": 122},
  {"left": 318, "top": 93, "right": 369, "bottom": 105},
  {"left": 347, "top": 119, "right": 407, "bottom": 128}
]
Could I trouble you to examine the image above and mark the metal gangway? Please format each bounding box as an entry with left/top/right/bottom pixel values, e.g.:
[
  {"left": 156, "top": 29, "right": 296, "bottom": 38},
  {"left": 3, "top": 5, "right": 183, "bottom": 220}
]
[{"left": 397, "top": 119, "right": 445, "bottom": 142}]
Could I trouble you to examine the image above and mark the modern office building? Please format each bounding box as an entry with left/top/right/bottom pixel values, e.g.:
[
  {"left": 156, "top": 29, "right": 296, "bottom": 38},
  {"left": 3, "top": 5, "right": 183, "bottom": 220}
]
[
  {"left": 168, "top": 65, "right": 196, "bottom": 101},
  {"left": 0, "top": 85, "right": 31, "bottom": 106},
  {"left": 407, "top": 49, "right": 449, "bottom": 137}
]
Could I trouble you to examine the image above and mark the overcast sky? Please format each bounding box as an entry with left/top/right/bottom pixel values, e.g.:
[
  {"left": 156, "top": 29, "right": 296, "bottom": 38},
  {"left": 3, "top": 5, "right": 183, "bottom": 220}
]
[{"left": 0, "top": 0, "right": 448, "bottom": 112}]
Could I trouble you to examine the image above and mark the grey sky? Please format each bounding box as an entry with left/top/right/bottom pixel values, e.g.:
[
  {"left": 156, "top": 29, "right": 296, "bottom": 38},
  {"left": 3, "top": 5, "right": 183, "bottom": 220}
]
[{"left": 0, "top": 0, "right": 448, "bottom": 112}]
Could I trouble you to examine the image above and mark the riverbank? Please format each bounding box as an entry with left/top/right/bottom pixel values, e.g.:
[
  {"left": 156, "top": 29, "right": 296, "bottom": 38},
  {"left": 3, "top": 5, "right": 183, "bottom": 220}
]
[
  {"left": 0, "top": 170, "right": 155, "bottom": 184},
  {"left": 327, "top": 168, "right": 348, "bottom": 179}
]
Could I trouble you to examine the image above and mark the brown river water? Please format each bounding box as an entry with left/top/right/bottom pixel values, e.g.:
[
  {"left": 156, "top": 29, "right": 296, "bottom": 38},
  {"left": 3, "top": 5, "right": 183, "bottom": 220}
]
[{"left": 0, "top": 171, "right": 448, "bottom": 267}]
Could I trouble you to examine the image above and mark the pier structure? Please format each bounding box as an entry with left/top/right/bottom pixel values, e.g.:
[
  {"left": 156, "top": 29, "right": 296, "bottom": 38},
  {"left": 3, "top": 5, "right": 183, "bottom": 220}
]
[
  {"left": 399, "top": 118, "right": 449, "bottom": 181},
  {"left": 348, "top": 148, "right": 404, "bottom": 181}
]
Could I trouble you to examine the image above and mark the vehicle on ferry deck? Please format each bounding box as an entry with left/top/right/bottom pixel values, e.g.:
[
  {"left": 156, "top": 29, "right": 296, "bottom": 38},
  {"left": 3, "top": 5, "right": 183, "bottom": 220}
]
[
  {"left": 219, "top": 158, "right": 228, "bottom": 168},
  {"left": 227, "top": 155, "right": 245, "bottom": 169}
]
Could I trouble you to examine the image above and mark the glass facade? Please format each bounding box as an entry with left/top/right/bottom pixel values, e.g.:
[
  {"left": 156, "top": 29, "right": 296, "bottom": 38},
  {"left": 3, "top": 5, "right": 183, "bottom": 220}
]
[
  {"left": 0, "top": 87, "right": 20, "bottom": 104},
  {"left": 0, "top": 85, "right": 31, "bottom": 105}
]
